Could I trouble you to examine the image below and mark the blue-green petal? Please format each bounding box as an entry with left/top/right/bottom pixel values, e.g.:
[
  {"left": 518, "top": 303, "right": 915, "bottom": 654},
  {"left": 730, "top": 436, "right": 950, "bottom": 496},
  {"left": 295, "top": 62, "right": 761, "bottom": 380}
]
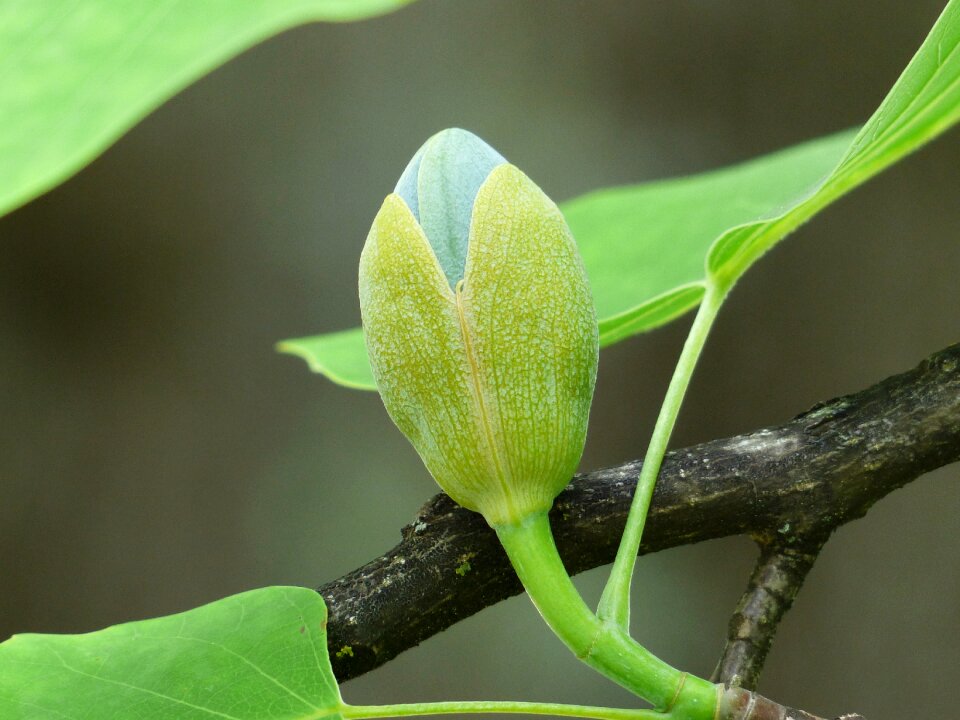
[
  {"left": 394, "top": 128, "right": 506, "bottom": 288},
  {"left": 394, "top": 145, "right": 425, "bottom": 222}
]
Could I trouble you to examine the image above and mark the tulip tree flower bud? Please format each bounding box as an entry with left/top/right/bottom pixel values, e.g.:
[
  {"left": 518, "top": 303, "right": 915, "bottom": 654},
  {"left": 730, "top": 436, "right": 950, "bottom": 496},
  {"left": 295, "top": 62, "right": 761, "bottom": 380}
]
[{"left": 359, "top": 129, "right": 598, "bottom": 527}]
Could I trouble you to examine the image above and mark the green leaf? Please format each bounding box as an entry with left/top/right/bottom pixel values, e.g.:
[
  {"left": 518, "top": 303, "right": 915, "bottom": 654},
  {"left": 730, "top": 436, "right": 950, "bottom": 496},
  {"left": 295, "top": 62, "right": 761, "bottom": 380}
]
[
  {"left": 279, "top": 327, "right": 375, "bottom": 390},
  {"left": 706, "top": 0, "right": 960, "bottom": 285},
  {"left": 0, "top": 586, "right": 344, "bottom": 720},
  {"left": 0, "top": 0, "right": 414, "bottom": 219},
  {"left": 281, "top": 0, "right": 960, "bottom": 391},
  {"left": 565, "top": 130, "right": 856, "bottom": 345}
]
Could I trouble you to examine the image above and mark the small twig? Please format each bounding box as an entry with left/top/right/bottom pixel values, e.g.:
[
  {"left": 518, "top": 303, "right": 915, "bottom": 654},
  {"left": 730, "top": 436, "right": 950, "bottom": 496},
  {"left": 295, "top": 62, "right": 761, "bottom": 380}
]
[
  {"left": 712, "top": 537, "right": 826, "bottom": 690},
  {"left": 708, "top": 541, "right": 867, "bottom": 719},
  {"left": 319, "top": 342, "right": 960, "bottom": 699},
  {"left": 716, "top": 684, "right": 864, "bottom": 719}
]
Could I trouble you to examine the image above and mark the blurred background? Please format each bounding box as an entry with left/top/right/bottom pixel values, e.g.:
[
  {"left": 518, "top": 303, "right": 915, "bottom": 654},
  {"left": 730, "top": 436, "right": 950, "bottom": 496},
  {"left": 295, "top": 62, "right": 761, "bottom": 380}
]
[{"left": 1, "top": 1, "right": 958, "bottom": 717}]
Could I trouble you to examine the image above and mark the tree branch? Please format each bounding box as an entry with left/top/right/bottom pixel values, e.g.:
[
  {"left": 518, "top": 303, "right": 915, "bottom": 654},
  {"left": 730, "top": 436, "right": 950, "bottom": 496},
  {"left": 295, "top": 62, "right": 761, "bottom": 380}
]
[
  {"left": 319, "top": 343, "right": 960, "bottom": 686},
  {"left": 711, "top": 538, "right": 826, "bottom": 690}
]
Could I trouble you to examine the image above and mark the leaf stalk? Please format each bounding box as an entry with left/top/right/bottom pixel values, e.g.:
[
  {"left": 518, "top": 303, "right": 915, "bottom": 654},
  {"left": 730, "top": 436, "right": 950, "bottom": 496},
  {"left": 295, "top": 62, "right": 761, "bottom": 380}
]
[
  {"left": 596, "top": 285, "right": 726, "bottom": 630},
  {"left": 341, "top": 699, "right": 664, "bottom": 720}
]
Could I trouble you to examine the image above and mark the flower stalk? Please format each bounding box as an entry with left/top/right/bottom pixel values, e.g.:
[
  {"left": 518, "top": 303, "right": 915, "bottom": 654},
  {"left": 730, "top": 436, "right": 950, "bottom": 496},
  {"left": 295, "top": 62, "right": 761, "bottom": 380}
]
[{"left": 495, "top": 513, "right": 718, "bottom": 719}]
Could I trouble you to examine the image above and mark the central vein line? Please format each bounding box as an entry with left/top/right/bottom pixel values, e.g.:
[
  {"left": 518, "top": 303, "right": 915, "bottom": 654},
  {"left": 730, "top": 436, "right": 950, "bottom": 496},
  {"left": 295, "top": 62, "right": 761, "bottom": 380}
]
[{"left": 454, "top": 280, "right": 516, "bottom": 518}]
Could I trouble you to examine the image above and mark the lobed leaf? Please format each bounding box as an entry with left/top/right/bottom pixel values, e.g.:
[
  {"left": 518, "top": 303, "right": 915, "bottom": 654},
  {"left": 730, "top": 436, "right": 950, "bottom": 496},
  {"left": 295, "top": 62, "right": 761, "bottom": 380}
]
[
  {"left": 282, "top": 0, "right": 960, "bottom": 391},
  {"left": 0, "top": 586, "right": 343, "bottom": 720},
  {"left": 0, "top": 0, "right": 415, "bottom": 219}
]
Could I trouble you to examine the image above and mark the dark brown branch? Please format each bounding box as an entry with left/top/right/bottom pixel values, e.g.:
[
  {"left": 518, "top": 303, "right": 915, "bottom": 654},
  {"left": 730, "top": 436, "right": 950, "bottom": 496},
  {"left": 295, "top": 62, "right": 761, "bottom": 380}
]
[
  {"left": 711, "top": 538, "right": 826, "bottom": 690},
  {"left": 319, "top": 343, "right": 960, "bottom": 686}
]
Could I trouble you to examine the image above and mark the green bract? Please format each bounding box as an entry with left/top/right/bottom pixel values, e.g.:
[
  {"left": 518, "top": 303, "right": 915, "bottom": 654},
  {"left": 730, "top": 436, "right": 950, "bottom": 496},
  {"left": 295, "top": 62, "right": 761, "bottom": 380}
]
[{"left": 359, "top": 129, "right": 599, "bottom": 527}]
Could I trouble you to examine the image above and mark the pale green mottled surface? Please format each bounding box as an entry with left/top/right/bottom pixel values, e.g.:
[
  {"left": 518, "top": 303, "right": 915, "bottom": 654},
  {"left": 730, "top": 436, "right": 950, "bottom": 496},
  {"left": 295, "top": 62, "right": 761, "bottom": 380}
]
[
  {"left": 460, "top": 165, "right": 598, "bottom": 524},
  {"left": 0, "top": 587, "right": 343, "bottom": 720},
  {"left": 359, "top": 166, "right": 597, "bottom": 526},
  {"left": 359, "top": 193, "right": 501, "bottom": 520},
  {"left": 278, "top": 131, "right": 853, "bottom": 387}
]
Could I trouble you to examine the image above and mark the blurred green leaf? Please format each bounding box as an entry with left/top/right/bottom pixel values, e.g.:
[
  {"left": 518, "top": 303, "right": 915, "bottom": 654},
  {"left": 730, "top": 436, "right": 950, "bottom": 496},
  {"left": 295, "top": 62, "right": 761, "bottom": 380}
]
[
  {"left": 284, "top": 0, "right": 960, "bottom": 391},
  {"left": 0, "top": 586, "right": 343, "bottom": 720},
  {"left": 279, "top": 327, "right": 376, "bottom": 390},
  {"left": 0, "top": 0, "right": 414, "bottom": 218}
]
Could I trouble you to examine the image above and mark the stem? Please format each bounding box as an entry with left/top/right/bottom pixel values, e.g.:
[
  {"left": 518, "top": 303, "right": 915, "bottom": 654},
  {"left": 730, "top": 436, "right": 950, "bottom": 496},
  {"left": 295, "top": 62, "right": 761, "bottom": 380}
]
[
  {"left": 341, "top": 700, "right": 665, "bottom": 720},
  {"left": 597, "top": 285, "right": 726, "bottom": 630},
  {"left": 494, "top": 513, "right": 717, "bottom": 719}
]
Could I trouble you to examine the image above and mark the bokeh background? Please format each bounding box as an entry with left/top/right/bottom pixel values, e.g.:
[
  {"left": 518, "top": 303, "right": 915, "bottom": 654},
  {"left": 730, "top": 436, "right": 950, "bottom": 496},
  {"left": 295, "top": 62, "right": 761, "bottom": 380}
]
[{"left": 2, "top": 1, "right": 958, "bottom": 717}]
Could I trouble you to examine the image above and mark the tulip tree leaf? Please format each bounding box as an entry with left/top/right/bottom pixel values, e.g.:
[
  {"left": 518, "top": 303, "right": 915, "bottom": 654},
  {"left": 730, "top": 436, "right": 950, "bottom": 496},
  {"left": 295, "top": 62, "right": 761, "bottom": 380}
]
[
  {"left": 0, "top": 0, "right": 415, "bottom": 219},
  {"left": 281, "top": 0, "right": 960, "bottom": 391},
  {"left": 0, "top": 586, "right": 345, "bottom": 720},
  {"left": 279, "top": 327, "right": 374, "bottom": 390},
  {"left": 566, "top": 129, "right": 856, "bottom": 346},
  {"left": 705, "top": 0, "right": 960, "bottom": 287}
]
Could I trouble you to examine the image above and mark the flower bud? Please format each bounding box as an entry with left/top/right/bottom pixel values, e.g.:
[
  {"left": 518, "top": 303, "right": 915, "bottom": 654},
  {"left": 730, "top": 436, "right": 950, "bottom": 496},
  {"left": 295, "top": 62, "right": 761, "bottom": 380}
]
[{"left": 359, "top": 129, "right": 598, "bottom": 527}]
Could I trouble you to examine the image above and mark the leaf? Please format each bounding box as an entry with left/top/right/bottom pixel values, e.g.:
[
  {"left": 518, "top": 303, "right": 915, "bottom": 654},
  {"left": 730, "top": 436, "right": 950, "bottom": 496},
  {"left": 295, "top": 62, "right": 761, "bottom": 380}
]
[
  {"left": 566, "top": 130, "right": 856, "bottom": 345},
  {"left": 281, "top": 0, "right": 960, "bottom": 391},
  {"left": 279, "top": 327, "right": 376, "bottom": 390},
  {"left": 0, "top": 586, "right": 344, "bottom": 720},
  {"left": 705, "top": 0, "right": 960, "bottom": 285},
  {"left": 0, "top": 0, "right": 414, "bottom": 219}
]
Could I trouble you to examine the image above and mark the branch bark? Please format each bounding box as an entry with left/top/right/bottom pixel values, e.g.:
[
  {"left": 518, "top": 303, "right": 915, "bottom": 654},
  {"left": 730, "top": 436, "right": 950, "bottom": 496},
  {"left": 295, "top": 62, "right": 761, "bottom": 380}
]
[
  {"left": 711, "top": 538, "right": 826, "bottom": 690},
  {"left": 318, "top": 343, "right": 960, "bottom": 689}
]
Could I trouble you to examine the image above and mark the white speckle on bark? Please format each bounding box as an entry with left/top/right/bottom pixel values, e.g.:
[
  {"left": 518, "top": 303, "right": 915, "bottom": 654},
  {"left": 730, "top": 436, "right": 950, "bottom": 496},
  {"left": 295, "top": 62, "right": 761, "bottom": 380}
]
[{"left": 725, "top": 430, "right": 800, "bottom": 458}]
